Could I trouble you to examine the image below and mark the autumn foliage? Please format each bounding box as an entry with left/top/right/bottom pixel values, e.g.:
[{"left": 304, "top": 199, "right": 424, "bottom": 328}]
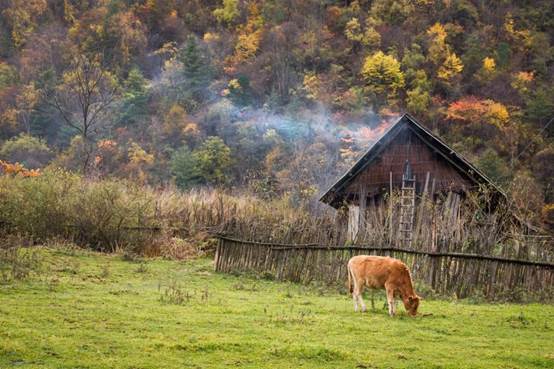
[
  {"left": 0, "top": 0, "right": 552, "bottom": 230},
  {"left": 0, "top": 160, "right": 40, "bottom": 177}
]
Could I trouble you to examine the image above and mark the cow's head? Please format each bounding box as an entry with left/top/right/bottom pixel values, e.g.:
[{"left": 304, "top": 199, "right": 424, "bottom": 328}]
[{"left": 404, "top": 295, "right": 420, "bottom": 316}]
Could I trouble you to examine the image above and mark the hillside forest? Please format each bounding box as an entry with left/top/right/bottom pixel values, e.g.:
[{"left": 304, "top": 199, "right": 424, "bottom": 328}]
[{"left": 0, "top": 0, "right": 553, "bottom": 229}]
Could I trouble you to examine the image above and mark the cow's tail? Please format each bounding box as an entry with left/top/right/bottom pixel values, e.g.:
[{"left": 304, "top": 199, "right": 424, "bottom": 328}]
[{"left": 347, "top": 262, "right": 353, "bottom": 294}]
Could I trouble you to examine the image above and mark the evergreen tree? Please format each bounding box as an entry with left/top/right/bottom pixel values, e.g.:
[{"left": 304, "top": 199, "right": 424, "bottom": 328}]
[
  {"left": 171, "top": 137, "right": 231, "bottom": 189},
  {"left": 176, "top": 35, "right": 212, "bottom": 110},
  {"left": 193, "top": 136, "right": 231, "bottom": 185},
  {"left": 118, "top": 67, "right": 149, "bottom": 126},
  {"left": 171, "top": 145, "right": 201, "bottom": 189},
  {"left": 476, "top": 148, "right": 511, "bottom": 186}
]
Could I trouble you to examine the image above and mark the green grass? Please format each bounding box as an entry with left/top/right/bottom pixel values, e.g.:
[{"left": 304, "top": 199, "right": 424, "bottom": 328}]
[{"left": 1, "top": 248, "right": 553, "bottom": 369}]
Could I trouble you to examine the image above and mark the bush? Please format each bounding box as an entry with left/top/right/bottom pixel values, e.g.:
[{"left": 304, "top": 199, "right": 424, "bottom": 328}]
[
  {"left": 475, "top": 148, "right": 511, "bottom": 186},
  {"left": 70, "top": 179, "right": 160, "bottom": 252},
  {"left": 170, "top": 137, "right": 232, "bottom": 190},
  {"left": 0, "top": 134, "right": 53, "bottom": 169},
  {"left": 0, "top": 168, "right": 336, "bottom": 254},
  {"left": 0, "top": 170, "right": 159, "bottom": 251},
  {"left": 0, "top": 169, "right": 77, "bottom": 239}
]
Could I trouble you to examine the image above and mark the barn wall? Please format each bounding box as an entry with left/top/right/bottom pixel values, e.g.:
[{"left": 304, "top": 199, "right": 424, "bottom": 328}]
[{"left": 343, "top": 125, "right": 473, "bottom": 199}]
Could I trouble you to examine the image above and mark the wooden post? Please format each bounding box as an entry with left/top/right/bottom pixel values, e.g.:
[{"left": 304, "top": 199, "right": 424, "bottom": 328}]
[
  {"left": 358, "top": 185, "right": 367, "bottom": 241},
  {"left": 347, "top": 204, "right": 360, "bottom": 243},
  {"left": 414, "top": 172, "right": 430, "bottom": 247},
  {"left": 389, "top": 171, "right": 393, "bottom": 245},
  {"left": 214, "top": 238, "right": 222, "bottom": 271}
]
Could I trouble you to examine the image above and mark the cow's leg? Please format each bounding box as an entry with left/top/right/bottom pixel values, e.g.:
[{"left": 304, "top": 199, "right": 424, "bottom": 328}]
[
  {"left": 385, "top": 286, "right": 396, "bottom": 317},
  {"left": 357, "top": 284, "right": 367, "bottom": 313},
  {"left": 370, "top": 290, "right": 375, "bottom": 311},
  {"left": 350, "top": 269, "right": 359, "bottom": 312},
  {"left": 348, "top": 265, "right": 356, "bottom": 312},
  {"left": 358, "top": 291, "right": 367, "bottom": 313},
  {"left": 352, "top": 290, "right": 358, "bottom": 312},
  {"left": 358, "top": 295, "right": 367, "bottom": 313}
]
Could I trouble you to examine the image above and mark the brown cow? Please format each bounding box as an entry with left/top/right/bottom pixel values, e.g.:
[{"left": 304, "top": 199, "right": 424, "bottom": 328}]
[{"left": 347, "top": 255, "right": 420, "bottom": 316}]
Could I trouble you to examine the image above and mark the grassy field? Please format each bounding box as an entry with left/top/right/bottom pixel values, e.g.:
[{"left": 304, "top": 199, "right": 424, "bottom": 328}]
[{"left": 1, "top": 248, "right": 553, "bottom": 369}]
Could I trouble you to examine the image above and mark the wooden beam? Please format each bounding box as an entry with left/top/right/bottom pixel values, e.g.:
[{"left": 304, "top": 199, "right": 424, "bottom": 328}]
[{"left": 268, "top": 245, "right": 554, "bottom": 269}]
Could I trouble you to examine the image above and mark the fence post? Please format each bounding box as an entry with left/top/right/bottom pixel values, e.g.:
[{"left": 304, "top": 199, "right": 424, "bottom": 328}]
[
  {"left": 212, "top": 237, "right": 553, "bottom": 301},
  {"left": 214, "top": 237, "right": 222, "bottom": 271}
]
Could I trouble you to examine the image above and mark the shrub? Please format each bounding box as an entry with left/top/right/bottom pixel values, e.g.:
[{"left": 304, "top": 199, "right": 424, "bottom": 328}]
[
  {"left": 69, "top": 178, "right": 159, "bottom": 252},
  {"left": 476, "top": 148, "right": 511, "bottom": 186},
  {"left": 171, "top": 137, "right": 232, "bottom": 190},
  {"left": 0, "top": 170, "right": 159, "bottom": 251},
  {"left": 0, "top": 134, "right": 53, "bottom": 169},
  {"left": 0, "top": 169, "right": 77, "bottom": 239},
  {"left": 541, "top": 204, "right": 554, "bottom": 230},
  {"left": 0, "top": 168, "right": 337, "bottom": 253}
]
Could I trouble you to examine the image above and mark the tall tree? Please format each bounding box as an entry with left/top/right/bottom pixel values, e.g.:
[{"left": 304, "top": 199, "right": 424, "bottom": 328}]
[
  {"left": 176, "top": 35, "right": 212, "bottom": 108},
  {"left": 2, "top": 0, "right": 47, "bottom": 48},
  {"left": 117, "top": 67, "right": 149, "bottom": 126},
  {"left": 361, "top": 51, "right": 405, "bottom": 107},
  {"left": 171, "top": 136, "right": 231, "bottom": 189},
  {"left": 51, "top": 55, "right": 119, "bottom": 173}
]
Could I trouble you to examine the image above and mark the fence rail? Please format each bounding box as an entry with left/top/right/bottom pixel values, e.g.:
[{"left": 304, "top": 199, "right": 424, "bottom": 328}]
[{"left": 214, "top": 236, "right": 554, "bottom": 301}]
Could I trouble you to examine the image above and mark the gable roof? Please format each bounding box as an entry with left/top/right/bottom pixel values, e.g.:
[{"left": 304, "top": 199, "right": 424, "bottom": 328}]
[{"left": 320, "top": 113, "right": 505, "bottom": 208}]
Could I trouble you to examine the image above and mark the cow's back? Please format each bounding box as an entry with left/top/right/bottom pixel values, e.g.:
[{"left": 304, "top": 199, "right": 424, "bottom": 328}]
[{"left": 348, "top": 255, "right": 408, "bottom": 289}]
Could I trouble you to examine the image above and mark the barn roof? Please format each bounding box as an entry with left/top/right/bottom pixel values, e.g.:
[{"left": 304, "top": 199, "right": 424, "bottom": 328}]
[{"left": 320, "top": 113, "right": 505, "bottom": 208}]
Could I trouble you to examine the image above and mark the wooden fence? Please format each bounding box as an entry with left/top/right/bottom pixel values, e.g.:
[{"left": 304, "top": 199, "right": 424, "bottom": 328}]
[{"left": 214, "top": 236, "right": 554, "bottom": 301}]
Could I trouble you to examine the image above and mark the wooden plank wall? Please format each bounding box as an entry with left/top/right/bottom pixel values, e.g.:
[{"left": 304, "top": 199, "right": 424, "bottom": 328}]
[
  {"left": 214, "top": 237, "right": 554, "bottom": 300},
  {"left": 343, "top": 127, "right": 474, "bottom": 197}
]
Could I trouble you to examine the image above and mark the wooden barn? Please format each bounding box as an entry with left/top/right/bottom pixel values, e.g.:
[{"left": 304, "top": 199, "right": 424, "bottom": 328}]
[
  {"left": 320, "top": 113, "right": 505, "bottom": 245},
  {"left": 213, "top": 115, "right": 553, "bottom": 299}
]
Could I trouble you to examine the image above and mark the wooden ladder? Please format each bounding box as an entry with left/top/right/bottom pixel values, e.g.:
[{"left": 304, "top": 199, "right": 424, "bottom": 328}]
[{"left": 399, "top": 174, "right": 416, "bottom": 248}]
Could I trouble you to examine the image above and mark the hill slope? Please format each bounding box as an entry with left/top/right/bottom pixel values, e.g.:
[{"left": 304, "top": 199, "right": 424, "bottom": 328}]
[{"left": 0, "top": 0, "right": 553, "bottom": 224}]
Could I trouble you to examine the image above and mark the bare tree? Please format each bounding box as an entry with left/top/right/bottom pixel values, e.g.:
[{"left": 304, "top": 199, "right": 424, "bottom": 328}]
[{"left": 51, "top": 55, "right": 119, "bottom": 173}]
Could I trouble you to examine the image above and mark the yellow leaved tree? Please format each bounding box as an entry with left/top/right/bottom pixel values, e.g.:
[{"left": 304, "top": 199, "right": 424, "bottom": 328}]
[
  {"left": 226, "top": 2, "right": 264, "bottom": 72},
  {"left": 360, "top": 51, "right": 405, "bottom": 106},
  {"left": 427, "top": 23, "right": 464, "bottom": 82},
  {"left": 126, "top": 142, "right": 154, "bottom": 184}
]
